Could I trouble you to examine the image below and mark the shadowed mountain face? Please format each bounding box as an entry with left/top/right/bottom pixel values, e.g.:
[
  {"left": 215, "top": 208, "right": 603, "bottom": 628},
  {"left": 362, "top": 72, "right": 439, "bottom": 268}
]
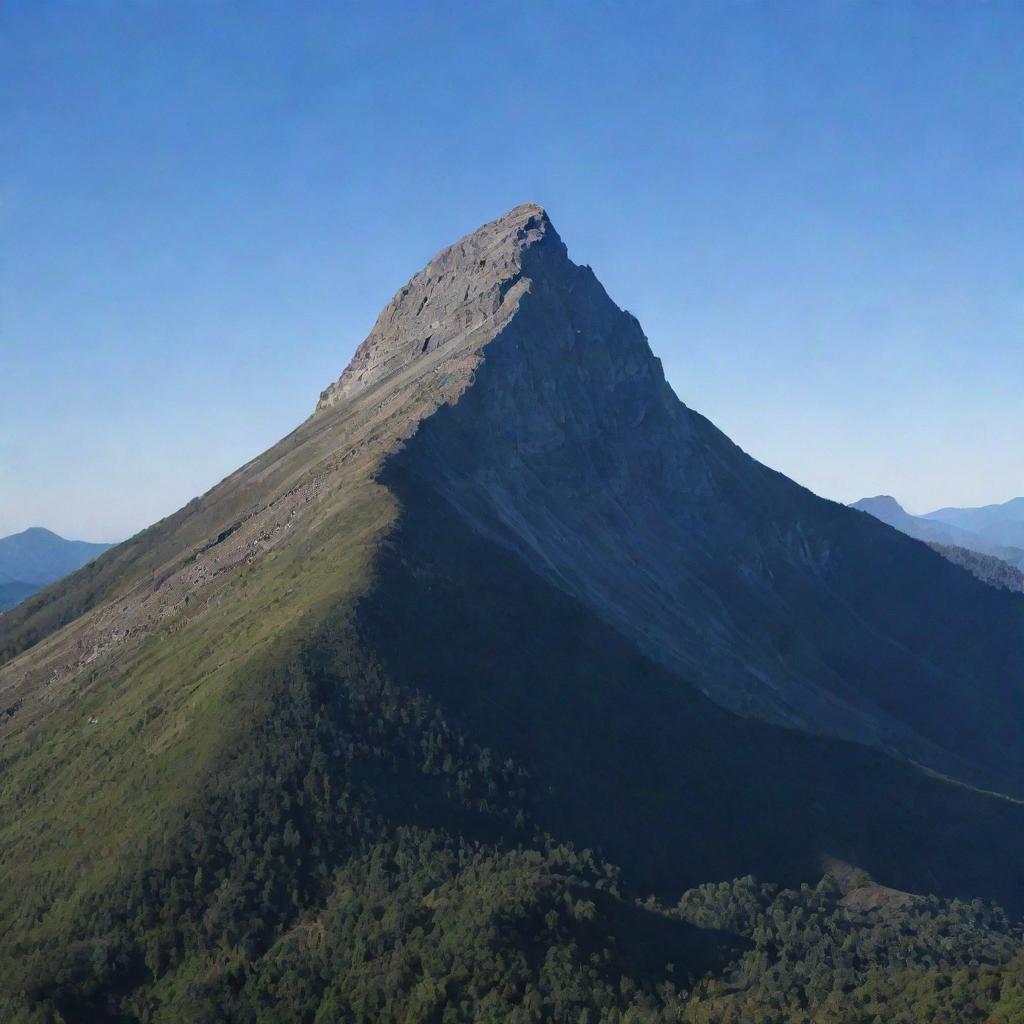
[
  {"left": 358, "top": 474, "right": 1024, "bottom": 906},
  {"left": 350, "top": 209, "right": 1024, "bottom": 792},
  {"left": 2, "top": 205, "right": 1024, "bottom": 1019},
  {"left": 0, "top": 527, "right": 111, "bottom": 611}
]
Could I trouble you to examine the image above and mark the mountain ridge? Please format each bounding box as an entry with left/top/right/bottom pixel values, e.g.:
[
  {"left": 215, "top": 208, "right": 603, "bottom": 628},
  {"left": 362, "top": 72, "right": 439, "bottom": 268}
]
[
  {"left": 923, "top": 495, "right": 1024, "bottom": 549},
  {"left": 317, "top": 202, "right": 552, "bottom": 410}
]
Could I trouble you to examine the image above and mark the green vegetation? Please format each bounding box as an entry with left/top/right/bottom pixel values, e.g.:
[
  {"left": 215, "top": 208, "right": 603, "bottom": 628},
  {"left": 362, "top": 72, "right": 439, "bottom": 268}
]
[
  {"left": 3, "top": 620, "right": 1024, "bottom": 1022},
  {"left": 678, "top": 876, "right": 1024, "bottom": 1023}
]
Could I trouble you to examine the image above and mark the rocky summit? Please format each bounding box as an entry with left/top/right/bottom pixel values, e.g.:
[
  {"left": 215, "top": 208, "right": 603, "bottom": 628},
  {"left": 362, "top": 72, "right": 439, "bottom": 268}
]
[{"left": 3, "top": 206, "right": 1024, "bottom": 1022}]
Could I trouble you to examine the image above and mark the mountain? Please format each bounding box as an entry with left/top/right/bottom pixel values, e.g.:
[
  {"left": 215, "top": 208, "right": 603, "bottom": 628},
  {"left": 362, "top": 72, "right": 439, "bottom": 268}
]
[
  {"left": 924, "top": 496, "right": 1024, "bottom": 550},
  {"left": 0, "top": 581, "right": 39, "bottom": 612},
  {"left": 0, "top": 527, "right": 112, "bottom": 611},
  {"left": 851, "top": 494, "right": 1024, "bottom": 569},
  {"left": 3, "top": 205, "right": 1024, "bottom": 1022}
]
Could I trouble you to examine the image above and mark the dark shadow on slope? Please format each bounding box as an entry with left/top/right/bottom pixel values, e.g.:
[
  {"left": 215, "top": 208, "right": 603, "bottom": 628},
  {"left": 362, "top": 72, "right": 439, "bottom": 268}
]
[
  {"left": 382, "top": 251, "right": 1024, "bottom": 797},
  {"left": 357, "top": 471, "right": 1024, "bottom": 914},
  {"left": 596, "top": 894, "right": 748, "bottom": 985}
]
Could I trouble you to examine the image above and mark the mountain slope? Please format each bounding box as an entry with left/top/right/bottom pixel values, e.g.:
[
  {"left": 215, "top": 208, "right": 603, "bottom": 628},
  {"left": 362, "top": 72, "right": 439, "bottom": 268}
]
[
  {"left": 0, "top": 527, "right": 112, "bottom": 611},
  {"left": 2, "top": 205, "right": 1024, "bottom": 1021},
  {"left": 851, "top": 494, "right": 1024, "bottom": 569},
  {"left": 359, "top": 212, "right": 1024, "bottom": 792},
  {"left": 929, "top": 542, "right": 1024, "bottom": 594},
  {"left": 358, "top": 473, "right": 1024, "bottom": 904}
]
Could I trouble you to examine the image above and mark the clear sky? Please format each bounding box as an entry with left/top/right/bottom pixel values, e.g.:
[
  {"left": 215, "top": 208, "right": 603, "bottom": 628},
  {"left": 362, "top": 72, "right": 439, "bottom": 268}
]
[{"left": 2, "top": 1, "right": 1022, "bottom": 542}]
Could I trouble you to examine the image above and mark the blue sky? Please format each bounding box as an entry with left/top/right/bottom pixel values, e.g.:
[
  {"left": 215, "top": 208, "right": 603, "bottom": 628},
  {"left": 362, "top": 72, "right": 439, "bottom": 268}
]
[{"left": 2, "top": 1, "right": 1022, "bottom": 541}]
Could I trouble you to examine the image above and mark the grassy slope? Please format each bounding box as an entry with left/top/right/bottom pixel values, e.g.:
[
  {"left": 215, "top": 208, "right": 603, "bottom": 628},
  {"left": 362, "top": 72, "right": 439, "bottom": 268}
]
[
  {"left": 0, "top": 477, "right": 391, "bottom": 949},
  {"left": 0, "top": 406, "right": 357, "bottom": 667},
  {"left": 0, "top": 231, "right": 520, "bottom": 1018},
  {"left": 0, "top": 361, "right": 431, "bottom": 986}
]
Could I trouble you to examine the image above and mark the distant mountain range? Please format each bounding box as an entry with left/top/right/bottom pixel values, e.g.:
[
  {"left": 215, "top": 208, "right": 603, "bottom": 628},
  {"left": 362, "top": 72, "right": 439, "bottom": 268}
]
[
  {"left": 0, "top": 527, "right": 112, "bottom": 611},
  {"left": 850, "top": 495, "right": 1024, "bottom": 570},
  {"left": 923, "top": 496, "right": 1024, "bottom": 548}
]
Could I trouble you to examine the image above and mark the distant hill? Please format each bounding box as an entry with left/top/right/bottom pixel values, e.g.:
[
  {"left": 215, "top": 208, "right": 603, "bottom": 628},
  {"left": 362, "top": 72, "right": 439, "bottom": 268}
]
[
  {"left": 0, "top": 527, "right": 112, "bottom": 611},
  {"left": 923, "top": 496, "right": 1024, "bottom": 550},
  {"left": 0, "top": 581, "right": 38, "bottom": 611},
  {"left": 851, "top": 495, "right": 1024, "bottom": 569}
]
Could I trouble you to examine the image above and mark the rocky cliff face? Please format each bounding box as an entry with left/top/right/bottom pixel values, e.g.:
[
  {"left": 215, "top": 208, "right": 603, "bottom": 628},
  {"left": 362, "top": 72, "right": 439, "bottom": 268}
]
[
  {"left": 318, "top": 204, "right": 1024, "bottom": 792},
  {"left": 317, "top": 204, "right": 548, "bottom": 410}
]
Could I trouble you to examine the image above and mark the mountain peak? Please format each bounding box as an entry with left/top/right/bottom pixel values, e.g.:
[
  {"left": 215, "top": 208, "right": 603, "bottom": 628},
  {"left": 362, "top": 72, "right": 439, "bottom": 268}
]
[
  {"left": 16, "top": 527, "right": 61, "bottom": 540},
  {"left": 492, "top": 200, "right": 552, "bottom": 229},
  {"left": 317, "top": 203, "right": 565, "bottom": 410},
  {"left": 851, "top": 494, "right": 907, "bottom": 517}
]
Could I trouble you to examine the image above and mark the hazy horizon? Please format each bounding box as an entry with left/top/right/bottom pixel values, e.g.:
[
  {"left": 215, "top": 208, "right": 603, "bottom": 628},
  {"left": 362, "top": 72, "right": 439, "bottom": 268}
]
[{"left": 3, "top": 2, "right": 1022, "bottom": 541}]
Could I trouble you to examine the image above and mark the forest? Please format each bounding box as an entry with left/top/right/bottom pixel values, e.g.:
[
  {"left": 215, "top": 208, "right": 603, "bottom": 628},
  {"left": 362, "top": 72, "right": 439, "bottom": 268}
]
[{"left": 4, "top": 618, "right": 1023, "bottom": 1024}]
